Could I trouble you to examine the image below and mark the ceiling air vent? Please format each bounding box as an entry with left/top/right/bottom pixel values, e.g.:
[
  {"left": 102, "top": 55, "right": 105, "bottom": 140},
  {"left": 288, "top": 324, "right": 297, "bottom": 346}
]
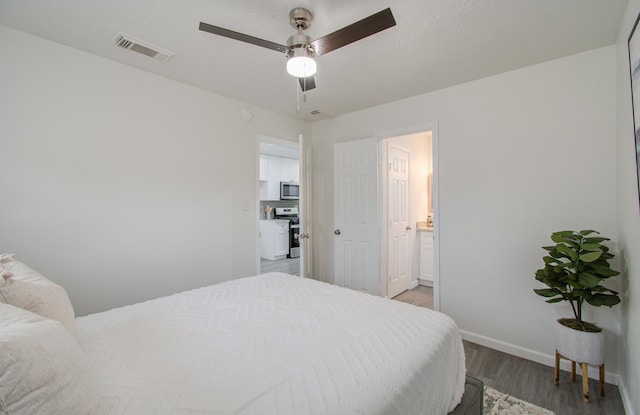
[
  {"left": 114, "top": 33, "right": 174, "bottom": 62},
  {"left": 309, "top": 109, "right": 335, "bottom": 120}
]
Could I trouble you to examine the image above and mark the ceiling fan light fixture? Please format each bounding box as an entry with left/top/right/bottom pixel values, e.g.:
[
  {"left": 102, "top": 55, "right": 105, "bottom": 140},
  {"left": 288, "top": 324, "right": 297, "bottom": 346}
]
[
  {"left": 286, "top": 34, "right": 316, "bottom": 78},
  {"left": 287, "top": 52, "right": 317, "bottom": 78}
]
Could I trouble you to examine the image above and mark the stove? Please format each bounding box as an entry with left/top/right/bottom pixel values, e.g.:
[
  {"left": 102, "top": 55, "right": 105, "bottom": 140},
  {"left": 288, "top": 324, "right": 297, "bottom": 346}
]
[{"left": 274, "top": 207, "right": 300, "bottom": 258}]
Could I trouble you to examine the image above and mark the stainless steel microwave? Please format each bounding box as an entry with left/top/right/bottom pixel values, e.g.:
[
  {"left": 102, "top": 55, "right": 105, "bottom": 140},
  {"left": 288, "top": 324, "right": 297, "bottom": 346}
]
[{"left": 280, "top": 182, "right": 299, "bottom": 200}]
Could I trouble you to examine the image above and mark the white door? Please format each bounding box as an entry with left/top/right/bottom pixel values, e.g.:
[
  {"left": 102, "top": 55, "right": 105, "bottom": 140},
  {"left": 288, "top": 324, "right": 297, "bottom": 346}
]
[
  {"left": 298, "top": 134, "right": 313, "bottom": 278},
  {"left": 333, "top": 138, "right": 380, "bottom": 295},
  {"left": 386, "top": 143, "right": 410, "bottom": 298}
]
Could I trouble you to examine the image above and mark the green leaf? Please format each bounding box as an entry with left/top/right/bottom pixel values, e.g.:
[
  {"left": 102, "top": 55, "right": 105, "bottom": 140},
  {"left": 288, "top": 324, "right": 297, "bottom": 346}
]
[
  {"left": 579, "top": 251, "right": 602, "bottom": 262},
  {"left": 534, "top": 288, "right": 560, "bottom": 297},
  {"left": 568, "top": 280, "right": 583, "bottom": 289},
  {"left": 581, "top": 243, "right": 601, "bottom": 251},
  {"left": 585, "top": 237, "right": 608, "bottom": 244},
  {"left": 577, "top": 273, "right": 602, "bottom": 288},
  {"left": 545, "top": 298, "right": 565, "bottom": 303},
  {"left": 589, "top": 264, "right": 620, "bottom": 277},
  {"left": 580, "top": 230, "right": 598, "bottom": 236},
  {"left": 551, "top": 232, "right": 574, "bottom": 244},
  {"left": 556, "top": 244, "right": 578, "bottom": 260},
  {"left": 586, "top": 294, "right": 621, "bottom": 307}
]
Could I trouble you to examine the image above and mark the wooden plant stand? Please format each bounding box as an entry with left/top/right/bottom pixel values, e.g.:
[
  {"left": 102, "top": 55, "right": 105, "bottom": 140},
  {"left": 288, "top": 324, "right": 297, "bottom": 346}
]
[{"left": 554, "top": 350, "right": 604, "bottom": 402}]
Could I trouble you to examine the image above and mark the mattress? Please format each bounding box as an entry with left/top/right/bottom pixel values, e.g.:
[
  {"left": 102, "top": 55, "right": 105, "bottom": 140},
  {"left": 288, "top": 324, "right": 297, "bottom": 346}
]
[{"left": 76, "top": 273, "right": 465, "bottom": 415}]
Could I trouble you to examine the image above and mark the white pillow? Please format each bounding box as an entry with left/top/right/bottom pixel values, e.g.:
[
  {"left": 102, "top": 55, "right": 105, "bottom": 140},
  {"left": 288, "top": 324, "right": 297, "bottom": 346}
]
[
  {"left": 0, "top": 303, "right": 101, "bottom": 415},
  {"left": 0, "top": 258, "right": 76, "bottom": 335}
]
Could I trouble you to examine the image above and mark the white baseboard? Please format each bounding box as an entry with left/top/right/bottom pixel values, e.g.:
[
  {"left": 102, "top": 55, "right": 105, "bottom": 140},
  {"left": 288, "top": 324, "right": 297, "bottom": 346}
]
[
  {"left": 418, "top": 278, "right": 433, "bottom": 287},
  {"left": 459, "top": 329, "right": 621, "bottom": 386},
  {"left": 408, "top": 280, "right": 419, "bottom": 290},
  {"left": 617, "top": 377, "right": 637, "bottom": 415}
]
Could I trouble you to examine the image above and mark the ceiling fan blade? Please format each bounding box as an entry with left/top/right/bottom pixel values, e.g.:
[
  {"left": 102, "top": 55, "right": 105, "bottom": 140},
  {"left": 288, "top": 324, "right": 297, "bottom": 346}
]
[
  {"left": 298, "top": 76, "right": 316, "bottom": 92},
  {"left": 199, "top": 22, "right": 287, "bottom": 53},
  {"left": 311, "top": 8, "right": 396, "bottom": 56}
]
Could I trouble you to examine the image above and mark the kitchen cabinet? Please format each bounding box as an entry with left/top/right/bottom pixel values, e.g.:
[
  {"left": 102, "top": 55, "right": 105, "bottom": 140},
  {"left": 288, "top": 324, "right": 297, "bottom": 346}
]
[
  {"left": 266, "top": 155, "right": 282, "bottom": 201},
  {"left": 259, "top": 155, "right": 300, "bottom": 201},
  {"left": 260, "top": 220, "right": 290, "bottom": 260},
  {"left": 259, "top": 155, "right": 281, "bottom": 200},
  {"left": 280, "top": 157, "right": 299, "bottom": 183},
  {"left": 419, "top": 230, "right": 434, "bottom": 286},
  {"left": 259, "top": 154, "right": 268, "bottom": 181}
]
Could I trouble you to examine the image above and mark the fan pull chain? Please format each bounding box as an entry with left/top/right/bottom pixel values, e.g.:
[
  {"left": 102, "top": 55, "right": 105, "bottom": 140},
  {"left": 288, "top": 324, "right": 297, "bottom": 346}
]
[
  {"left": 303, "top": 77, "right": 307, "bottom": 103},
  {"left": 296, "top": 78, "right": 300, "bottom": 114}
]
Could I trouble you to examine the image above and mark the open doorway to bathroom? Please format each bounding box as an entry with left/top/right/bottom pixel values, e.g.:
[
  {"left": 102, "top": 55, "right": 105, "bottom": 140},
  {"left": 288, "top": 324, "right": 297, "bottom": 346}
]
[{"left": 381, "top": 130, "right": 435, "bottom": 310}]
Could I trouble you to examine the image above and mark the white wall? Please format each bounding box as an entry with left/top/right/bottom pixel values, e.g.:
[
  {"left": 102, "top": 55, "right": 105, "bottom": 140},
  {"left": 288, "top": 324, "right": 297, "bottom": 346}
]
[
  {"left": 312, "top": 46, "right": 621, "bottom": 377},
  {"left": 616, "top": 1, "right": 640, "bottom": 414},
  {"left": 0, "top": 25, "right": 310, "bottom": 316}
]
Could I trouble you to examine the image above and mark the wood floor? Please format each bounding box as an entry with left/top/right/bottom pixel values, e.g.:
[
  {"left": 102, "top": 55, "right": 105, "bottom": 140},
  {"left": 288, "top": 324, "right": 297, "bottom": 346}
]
[
  {"left": 392, "top": 285, "right": 434, "bottom": 309},
  {"left": 393, "top": 286, "right": 626, "bottom": 415},
  {"left": 260, "top": 257, "right": 300, "bottom": 276}
]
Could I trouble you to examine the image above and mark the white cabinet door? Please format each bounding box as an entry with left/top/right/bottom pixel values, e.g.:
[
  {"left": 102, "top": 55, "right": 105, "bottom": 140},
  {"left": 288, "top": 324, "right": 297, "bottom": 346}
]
[
  {"left": 266, "top": 155, "right": 281, "bottom": 200},
  {"left": 280, "top": 157, "right": 299, "bottom": 183},
  {"left": 276, "top": 224, "right": 290, "bottom": 256},
  {"left": 419, "top": 231, "right": 434, "bottom": 284},
  {"left": 259, "top": 154, "right": 268, "bottom": 181},
  {"left": 260, "top": 220, "right": 290, "bottom": 260}
]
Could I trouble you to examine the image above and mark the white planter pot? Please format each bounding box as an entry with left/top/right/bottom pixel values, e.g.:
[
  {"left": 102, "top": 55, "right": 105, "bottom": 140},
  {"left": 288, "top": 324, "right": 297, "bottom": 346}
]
[{"left": 556, "top": 319, "right": 604, "bottom": 365}]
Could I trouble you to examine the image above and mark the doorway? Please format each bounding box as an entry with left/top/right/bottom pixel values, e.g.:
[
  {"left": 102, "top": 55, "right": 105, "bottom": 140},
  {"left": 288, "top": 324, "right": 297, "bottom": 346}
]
[
  {"left": 256, "top": 135, "right": 301, "bottom": 276},
  {"left": 382, "top": 132, "right": 433, "bottom": 300}
]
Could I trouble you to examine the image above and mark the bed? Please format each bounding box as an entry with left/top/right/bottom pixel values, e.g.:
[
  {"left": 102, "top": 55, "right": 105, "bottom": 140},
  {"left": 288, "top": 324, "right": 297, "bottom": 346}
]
[{"left": 1, "top": 257, "right": 471, "bottom": 415}]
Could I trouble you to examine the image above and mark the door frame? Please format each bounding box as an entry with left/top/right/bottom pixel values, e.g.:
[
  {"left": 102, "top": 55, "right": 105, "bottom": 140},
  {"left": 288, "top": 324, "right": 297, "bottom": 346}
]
[
  {"left": 298, "top": 133, "right": 313, "bottom": 279},
  {"left": 375, "top": 122, "right": 440, "bottom": 311}
]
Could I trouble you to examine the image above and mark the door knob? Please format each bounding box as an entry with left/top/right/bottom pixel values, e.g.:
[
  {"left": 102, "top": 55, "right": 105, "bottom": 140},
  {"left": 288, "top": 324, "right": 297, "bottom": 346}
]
[
  {"left": 406, "top": 226, "right": 412, "bottom": 231},
  {"left": 334, "top": 229, "right": 341, "bottom": 235},
  {"left": 294, "top": 233, "right": 300, "bottom": 240}
]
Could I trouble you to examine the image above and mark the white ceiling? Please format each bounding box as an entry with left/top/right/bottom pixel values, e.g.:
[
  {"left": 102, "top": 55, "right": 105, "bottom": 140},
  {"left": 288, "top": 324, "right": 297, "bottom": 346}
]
[{"left": 0, "top": 0, "right": 629, "bottom": 121}]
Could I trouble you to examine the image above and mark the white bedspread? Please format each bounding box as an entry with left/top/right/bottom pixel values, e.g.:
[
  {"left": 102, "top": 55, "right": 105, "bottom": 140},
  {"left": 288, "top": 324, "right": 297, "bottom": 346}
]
[{"left": 77, "top": 273, "right": 465, "bottom": 415}]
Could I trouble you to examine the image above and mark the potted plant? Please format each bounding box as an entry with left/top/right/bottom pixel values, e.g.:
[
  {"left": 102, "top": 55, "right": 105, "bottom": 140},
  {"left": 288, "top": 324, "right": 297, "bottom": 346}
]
[{"left": 533, "top": 230, "right": 620, "bottom": 365}]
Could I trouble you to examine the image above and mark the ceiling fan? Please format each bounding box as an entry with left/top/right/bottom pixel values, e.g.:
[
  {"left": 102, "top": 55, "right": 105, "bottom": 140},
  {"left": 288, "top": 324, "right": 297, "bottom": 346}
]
[{"left": 199, "top": 7, "right": 396, "bottom": 92}]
